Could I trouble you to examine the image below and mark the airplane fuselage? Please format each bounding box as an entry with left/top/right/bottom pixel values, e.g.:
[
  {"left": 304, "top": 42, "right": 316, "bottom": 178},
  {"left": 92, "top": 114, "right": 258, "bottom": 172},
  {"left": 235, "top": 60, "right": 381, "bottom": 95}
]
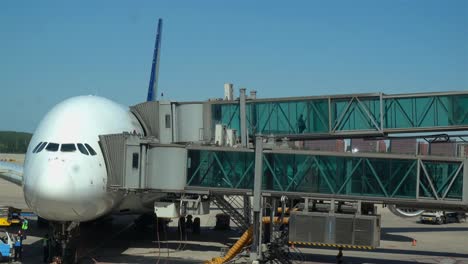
[{"left": 23, "top": 95, "right": 145, "bottom": 222}]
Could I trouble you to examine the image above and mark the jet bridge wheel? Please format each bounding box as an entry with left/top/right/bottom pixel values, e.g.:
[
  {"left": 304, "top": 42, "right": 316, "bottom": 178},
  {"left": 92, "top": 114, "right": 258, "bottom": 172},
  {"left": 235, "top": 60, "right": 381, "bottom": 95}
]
[{"left": 193, "top": 217, "right": 200, "bottom": 234}]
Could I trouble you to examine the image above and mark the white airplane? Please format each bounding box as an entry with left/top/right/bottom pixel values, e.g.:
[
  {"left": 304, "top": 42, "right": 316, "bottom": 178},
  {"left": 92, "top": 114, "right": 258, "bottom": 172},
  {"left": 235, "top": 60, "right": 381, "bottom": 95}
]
[
  {"left": 0, "top": 95, "right": 171, "bottom": 261},
  {"left": 0, "top": 19, "right": 166, "bottom": 262},
  {"left": 23, "top": 95, "right": 146, "bottom": 222}
]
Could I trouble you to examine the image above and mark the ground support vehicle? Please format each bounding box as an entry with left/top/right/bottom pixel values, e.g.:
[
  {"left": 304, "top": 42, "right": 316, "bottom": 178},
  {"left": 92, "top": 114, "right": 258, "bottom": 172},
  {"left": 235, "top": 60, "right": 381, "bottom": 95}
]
[
  {"left": 0, "top": 231, "right": 13, "bottom": 262},
  {"left": 420, "top": 211, "right": 466, "bottom": 224},
  {"left": 0, "top": 207, "right": 21, "bottom": 227}
]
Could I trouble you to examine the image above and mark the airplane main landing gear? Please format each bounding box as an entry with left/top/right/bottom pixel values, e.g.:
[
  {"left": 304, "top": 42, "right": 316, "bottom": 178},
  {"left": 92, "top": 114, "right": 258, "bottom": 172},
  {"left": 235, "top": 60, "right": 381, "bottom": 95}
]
[{"left": 49, "top": 221, "right": 80, "bottom": 264}]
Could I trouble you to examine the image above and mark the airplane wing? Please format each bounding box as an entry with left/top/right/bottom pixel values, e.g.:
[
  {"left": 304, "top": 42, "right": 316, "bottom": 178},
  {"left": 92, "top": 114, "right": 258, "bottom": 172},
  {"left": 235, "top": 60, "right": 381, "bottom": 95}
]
[{"left": 0, "top": 161, "right": 23, "bottom": 186}]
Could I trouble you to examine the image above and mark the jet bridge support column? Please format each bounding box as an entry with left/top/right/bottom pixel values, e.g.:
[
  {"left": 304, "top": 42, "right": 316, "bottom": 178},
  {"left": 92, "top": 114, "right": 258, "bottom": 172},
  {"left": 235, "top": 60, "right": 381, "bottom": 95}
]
[
  {"left": 463, "top": 159, "right": 468, "bottom": 204},
  {"left": 240, "top": 88, "right": 248, "bottom": 148},
  {"left": 250, "top": 136, "right": 264, "bottom": 261},
  {"left": 139, "top": 144, "right": 147, "bottom": 188}
]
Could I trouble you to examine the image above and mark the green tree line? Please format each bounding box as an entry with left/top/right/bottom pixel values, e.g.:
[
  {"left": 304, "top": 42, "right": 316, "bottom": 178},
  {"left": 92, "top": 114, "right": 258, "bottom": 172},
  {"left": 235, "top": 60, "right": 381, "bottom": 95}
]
[{"left": 0, "top": 131, "right": 32, "bottom": 153}]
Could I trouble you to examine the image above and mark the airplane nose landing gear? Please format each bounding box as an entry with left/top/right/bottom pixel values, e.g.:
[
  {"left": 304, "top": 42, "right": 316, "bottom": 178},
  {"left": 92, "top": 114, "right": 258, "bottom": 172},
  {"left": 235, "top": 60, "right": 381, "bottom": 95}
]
[{"left": 49, "top": 221, "right": 80, "bottom": 264}]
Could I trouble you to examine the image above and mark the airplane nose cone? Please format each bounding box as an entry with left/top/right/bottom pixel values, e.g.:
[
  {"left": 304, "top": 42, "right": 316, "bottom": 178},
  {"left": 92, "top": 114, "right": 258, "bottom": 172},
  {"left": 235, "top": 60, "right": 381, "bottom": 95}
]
[{"left": 24, "top": 158, "right": 108, "bottom": 222}]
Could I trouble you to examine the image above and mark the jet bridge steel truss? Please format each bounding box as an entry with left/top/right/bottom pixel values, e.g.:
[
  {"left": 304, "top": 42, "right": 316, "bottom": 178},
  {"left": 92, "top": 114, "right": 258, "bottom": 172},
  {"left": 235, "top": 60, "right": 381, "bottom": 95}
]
[
  {"left": 210, "top": 91, "right": 468, "bottom": 138},
  {"left": 186, "top": 145, "right": 468, "bottom": 210}
]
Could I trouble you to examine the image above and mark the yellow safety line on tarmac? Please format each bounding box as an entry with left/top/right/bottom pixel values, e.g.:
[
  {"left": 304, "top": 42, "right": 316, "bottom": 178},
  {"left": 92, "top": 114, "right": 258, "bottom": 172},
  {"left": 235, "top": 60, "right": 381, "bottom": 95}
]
[{"left": 289, "top": 241, "right": 374, "bottom": 250}]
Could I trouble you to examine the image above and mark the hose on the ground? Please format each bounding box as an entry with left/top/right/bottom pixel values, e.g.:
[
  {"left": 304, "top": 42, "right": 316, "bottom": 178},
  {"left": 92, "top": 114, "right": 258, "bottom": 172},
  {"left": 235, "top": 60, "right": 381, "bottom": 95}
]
[{"left": 205, "top": 217, "right": 289, "bottom": 264}]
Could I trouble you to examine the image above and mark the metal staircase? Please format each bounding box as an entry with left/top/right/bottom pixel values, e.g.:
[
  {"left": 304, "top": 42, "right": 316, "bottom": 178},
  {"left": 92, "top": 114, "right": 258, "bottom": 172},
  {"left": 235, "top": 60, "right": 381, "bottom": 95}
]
[{"left": 212, "top": 194, "right": 251, "bottom": 231}]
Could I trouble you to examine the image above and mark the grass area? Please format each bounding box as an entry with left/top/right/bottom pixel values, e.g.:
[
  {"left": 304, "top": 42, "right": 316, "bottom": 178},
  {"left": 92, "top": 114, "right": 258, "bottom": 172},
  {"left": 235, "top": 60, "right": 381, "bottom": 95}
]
[{"left": 0, "top": 131, "right": 32, "bottom": 153}]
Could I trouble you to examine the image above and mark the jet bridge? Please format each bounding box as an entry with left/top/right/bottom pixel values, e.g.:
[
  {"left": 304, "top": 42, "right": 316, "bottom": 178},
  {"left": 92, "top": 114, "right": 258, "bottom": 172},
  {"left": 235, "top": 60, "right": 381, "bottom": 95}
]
[
  {"left": 99, "top": 133, "right": 188, "bottom": 191},
  {"left": 208, "top": 91, "right": 468, "bottom": 139},
  {"left": 97, "top": 132, "right": 468, "bottom": 259},
  {"left": 98, "top": 89, "right": 468, "bottom": 211},
  {"left": 98, "top": 133, "right": 468, "bottom": 211},
  {"left": 129, "top": 91, "right": 468, "bottom": 142},
  {"left": 99, "top": 89, "right": 468, "bottom": 261},
  {"left": 185, "top": 145, "right": 468, "bottom": 211},
  {"left": 130, "top": 100, "right": 211, "bottom": 144}
]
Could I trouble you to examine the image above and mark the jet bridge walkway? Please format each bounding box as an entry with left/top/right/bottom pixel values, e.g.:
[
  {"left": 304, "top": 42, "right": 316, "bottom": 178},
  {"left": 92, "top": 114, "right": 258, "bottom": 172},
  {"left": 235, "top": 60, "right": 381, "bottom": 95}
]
[
  {"left": 209, "top": 91, "right": 468, "bottom": 138},
  {"left": 185, "top": 145, "right": 468, "bottom": 211},
  {"left": 99, "top": 133, "right": 468, "bottom": 211}
]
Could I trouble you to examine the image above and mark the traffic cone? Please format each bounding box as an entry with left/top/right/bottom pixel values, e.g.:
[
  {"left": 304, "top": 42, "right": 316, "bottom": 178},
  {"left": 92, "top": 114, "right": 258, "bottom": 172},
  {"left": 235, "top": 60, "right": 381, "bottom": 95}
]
[{"left": 412, "top": 239, "right": 417, "bottom": 246}]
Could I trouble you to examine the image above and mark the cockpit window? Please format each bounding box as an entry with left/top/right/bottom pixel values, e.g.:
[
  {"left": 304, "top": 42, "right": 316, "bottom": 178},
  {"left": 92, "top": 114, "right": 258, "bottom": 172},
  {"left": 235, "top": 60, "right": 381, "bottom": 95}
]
[
  {"left": 45, "top": 143, "right": 59, "bottom": 152},
  {"left": 36, "top": 142, "right": 48, "bottom": 153},
  {"left": 61, "top": 144, "right": 76, "bottom": 152},
  {"left": 77, "top": 144, "right": 89, "bottom": 155},
  {"left": 32, "top": 142, "right": 42, "bottom": 153},
  {"left": 84, "top": 144, "right": 97, "bottom": 156}
]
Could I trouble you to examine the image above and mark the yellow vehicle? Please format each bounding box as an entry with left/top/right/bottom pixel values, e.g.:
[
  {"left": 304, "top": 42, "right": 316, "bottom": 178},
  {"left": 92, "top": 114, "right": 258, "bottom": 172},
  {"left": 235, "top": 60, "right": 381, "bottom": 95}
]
[{"left": 0, "top": 207, "right": 21, "bottom": 227}]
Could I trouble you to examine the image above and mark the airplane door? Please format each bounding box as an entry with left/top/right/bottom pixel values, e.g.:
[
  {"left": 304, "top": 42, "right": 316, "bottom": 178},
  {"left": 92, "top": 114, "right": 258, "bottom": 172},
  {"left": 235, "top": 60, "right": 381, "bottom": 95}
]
[{"left": 125, "top": 144, "right": 141, "bottom": 188}]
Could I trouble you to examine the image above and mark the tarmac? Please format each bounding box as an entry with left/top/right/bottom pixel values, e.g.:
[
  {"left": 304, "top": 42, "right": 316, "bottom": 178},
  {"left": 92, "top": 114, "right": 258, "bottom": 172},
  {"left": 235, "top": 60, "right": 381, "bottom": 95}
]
[{"left": 1, "top": 153, "right": 468, "bottom": 263}]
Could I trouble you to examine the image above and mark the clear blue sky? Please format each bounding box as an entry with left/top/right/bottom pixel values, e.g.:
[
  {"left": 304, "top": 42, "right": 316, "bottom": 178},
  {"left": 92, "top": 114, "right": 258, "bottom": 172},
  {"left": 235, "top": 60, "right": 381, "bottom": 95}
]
[{"left": 1, "top": 0, "right": 467, "bottom": 132}]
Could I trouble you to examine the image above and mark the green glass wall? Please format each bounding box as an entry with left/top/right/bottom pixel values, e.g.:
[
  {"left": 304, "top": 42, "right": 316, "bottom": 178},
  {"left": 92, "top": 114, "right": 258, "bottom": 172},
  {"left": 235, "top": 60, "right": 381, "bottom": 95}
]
[
  {"left": 384, "top": 95, "right": 468, "bottom": 129},
  {"left": 187, "top": 149, "right": 464, "bottom": 201},
  {"left": 211, "top": 93, "right": 468, "bottom": 136}
]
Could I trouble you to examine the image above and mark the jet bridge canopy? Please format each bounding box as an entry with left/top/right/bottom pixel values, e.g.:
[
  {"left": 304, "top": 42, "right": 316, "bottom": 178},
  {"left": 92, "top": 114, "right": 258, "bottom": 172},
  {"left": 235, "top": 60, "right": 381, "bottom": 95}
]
[{"left": 99, "top": 133, "right": 188, "bottom": 191}]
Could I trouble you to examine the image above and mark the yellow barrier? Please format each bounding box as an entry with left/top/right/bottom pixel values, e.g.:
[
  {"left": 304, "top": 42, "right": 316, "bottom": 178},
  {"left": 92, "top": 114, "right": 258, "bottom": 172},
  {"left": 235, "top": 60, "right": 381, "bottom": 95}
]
[{"left": 289, "top": 241, "right": 374, "bottom": 250}]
